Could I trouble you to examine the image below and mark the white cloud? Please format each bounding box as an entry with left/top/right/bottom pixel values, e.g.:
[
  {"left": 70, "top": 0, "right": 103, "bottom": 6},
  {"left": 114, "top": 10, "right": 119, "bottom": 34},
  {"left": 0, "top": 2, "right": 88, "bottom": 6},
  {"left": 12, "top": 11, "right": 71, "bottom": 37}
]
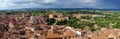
[
  {"left": 0, "top": 0, "right": 36, "bottom": 9},
  {"left": 0, "top": 0, "right": 16, "bottom": 9},
  {"left": 41, "top": 0, "right": 56, "bottom": 3},
  {"left": 82, "top": 0, "right": 96, "bottom": 3}
]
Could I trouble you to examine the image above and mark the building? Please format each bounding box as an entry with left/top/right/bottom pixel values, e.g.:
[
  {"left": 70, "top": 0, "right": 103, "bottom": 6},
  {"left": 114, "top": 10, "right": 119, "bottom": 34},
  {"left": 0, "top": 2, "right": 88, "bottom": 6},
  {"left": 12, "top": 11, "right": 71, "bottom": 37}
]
[
  {"left": 73, "top": 14, "right": 105, "bottom": 18},
  {"left": 48, "top": 14, "right": 69, "bottom": 21}
]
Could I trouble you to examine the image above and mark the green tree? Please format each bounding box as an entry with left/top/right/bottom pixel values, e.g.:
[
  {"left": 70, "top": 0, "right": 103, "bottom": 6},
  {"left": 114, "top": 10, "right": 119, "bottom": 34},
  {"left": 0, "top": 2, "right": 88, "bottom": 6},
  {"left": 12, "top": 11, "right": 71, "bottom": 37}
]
[
  {"left": 56, "top": 20, "right": 67, "bottom": 25},
  {"left": 47, "top": 18, "right": 56, "bottom": 25}
]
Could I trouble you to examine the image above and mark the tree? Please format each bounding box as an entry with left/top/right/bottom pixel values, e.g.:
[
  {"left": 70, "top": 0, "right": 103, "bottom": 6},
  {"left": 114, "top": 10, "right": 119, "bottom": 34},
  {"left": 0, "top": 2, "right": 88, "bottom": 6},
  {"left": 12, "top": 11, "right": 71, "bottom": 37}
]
[
  {"left": 56, "top": 20, "right": 67, "bottom": 25},
  {"left": 81, "top": 16, "right": 91, "bottom": 20},
  {"left": 66, "top": 17, "right": 80, "bottom": 28},
  {"left": 47, "top": 18, "right": 56, "bottom": 25}
]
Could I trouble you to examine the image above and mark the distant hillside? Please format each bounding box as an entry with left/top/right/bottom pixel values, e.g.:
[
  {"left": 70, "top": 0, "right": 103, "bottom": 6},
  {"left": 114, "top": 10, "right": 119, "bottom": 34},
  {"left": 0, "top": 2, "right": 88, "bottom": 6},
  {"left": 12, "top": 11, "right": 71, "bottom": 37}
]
[{"left": 16, "top": 8, "right": 120, "bottom": 10}]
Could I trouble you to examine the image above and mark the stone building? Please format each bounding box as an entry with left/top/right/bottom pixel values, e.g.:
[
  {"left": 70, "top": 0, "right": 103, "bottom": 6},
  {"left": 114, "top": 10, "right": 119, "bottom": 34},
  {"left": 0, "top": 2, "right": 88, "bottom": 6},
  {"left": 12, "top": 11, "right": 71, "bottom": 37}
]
[{"left": 48, "top": 14, "right": 69, "bottom": 21}]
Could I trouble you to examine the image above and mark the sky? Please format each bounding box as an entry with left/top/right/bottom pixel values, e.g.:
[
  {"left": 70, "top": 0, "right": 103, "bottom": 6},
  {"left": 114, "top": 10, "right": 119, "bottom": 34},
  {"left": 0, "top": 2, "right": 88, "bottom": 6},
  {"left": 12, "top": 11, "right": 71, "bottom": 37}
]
[{"left": 0, "top": 0, "right": 120, "bottom": 10}]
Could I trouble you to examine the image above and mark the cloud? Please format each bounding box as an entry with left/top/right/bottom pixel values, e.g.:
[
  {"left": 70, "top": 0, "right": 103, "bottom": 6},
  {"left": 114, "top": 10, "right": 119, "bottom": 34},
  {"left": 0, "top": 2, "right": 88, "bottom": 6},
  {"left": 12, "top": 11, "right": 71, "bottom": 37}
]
[
  {"left": 43, "top": 0, "right": 56, "bottom": 3},
  {"left": 0, "top": 0, "right": 119, "bottom": 10},
  {"left": 82, "top": 0, "right": 96, "bottom": 3}
]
